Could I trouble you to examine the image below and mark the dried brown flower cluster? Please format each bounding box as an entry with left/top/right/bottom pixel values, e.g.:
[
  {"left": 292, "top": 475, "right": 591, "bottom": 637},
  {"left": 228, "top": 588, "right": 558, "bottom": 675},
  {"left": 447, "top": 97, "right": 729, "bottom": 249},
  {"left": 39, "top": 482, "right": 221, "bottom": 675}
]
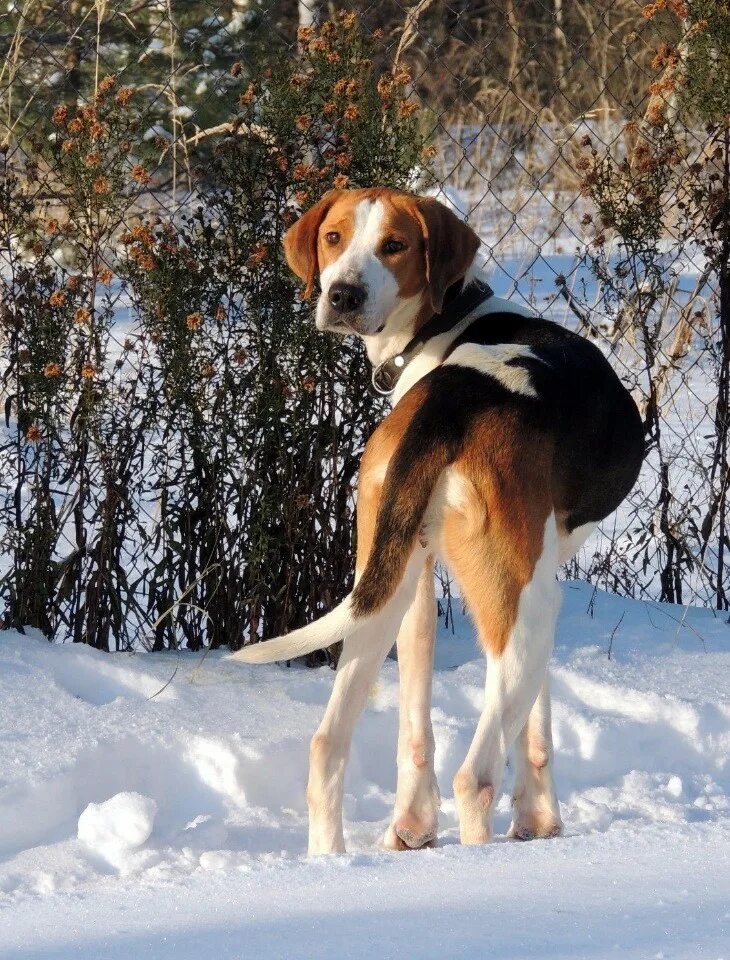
[
  {"left": 48, "top": 290, "right": 66, "bottom": 308},
  {"left": 642, "top": 0, "right": 688, "bottom": 18},
  {"left": 651, "top": 43, "right": 681, "bottom": 71},
  {"left": 122, "top": 223, "right": 158, "bottom": 272},
  {"left": 239, "top": 84, "right": 256, "bottom": 107},
  {"left": 115, "top": 87, "right": 135, "bottom": 107},
  {"left": 649, "top": 77, "right": 677, "bottom": 97},
  {"left": 131, "top": 164, "right": 151, "bottom": 185},
  {"left": 645, "top": 99, "right": 666, "bottom": 127},
  {"left": 96, "top": 74, "right": 116, "bottom": 99},
  {"left": 246, "top": 243, "right": 268, "bottom": 268}
]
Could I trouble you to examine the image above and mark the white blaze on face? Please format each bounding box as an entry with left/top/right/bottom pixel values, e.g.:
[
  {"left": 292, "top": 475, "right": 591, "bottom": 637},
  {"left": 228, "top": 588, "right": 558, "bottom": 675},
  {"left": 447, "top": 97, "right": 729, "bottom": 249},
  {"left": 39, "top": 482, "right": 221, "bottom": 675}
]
[{"left": 316, "top": 199, "right": 401, "bottom": 336}]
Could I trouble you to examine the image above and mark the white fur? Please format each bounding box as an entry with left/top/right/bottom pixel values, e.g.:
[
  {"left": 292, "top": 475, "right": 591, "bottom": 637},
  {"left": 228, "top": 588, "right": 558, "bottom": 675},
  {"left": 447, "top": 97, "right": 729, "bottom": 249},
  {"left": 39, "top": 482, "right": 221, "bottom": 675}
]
[
  {"left": 391, "top": 309, "right": 483, "bottom": 406},
  {"left": 229, "top": 597, "right": 354, "bottom": 664},
  {"left": 443, "top": 342, "right": 541, "bottom": 398},
  {"left": 558, "top": 521, "right": 597, "bottom": 565},
  {"left": 317, "top": 199, "right": 422, "bottom": 356},
  {"left": 416, "top": 468, "right": 476, "bottom": 554},
  {"left": 303, "top": 552, "right": 431, "bottom": 855},
  {"left": 453, "top": 512, "right": 562, "bottom": 844},
  {"left": 503, "top": 519, "right": 598, "bottom": 841},
  {"left": 508, "top": 675, "right": 562, "bottom": 840},
  {"left": 229, "top": 545, "right": 428, "bottom": 666},
  {"left": 391, "top": 292, "right": 535, "bottom": 405},
  {"left": 361, "top": 294, "right": 424, "bottom": 366},
  {"left": 384, "top": 563, "right": 440, "bottom": 851},
  {"left": 307, "top": 621, "right": 398, "bottom": 854}
]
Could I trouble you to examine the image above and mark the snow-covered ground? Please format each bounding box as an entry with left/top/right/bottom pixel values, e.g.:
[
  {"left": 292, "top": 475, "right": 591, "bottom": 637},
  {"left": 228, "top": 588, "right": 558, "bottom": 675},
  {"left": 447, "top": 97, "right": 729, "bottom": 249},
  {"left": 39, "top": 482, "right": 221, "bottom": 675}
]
[{"left": 1, "top": 581, "right": 729, "bottom": 959}]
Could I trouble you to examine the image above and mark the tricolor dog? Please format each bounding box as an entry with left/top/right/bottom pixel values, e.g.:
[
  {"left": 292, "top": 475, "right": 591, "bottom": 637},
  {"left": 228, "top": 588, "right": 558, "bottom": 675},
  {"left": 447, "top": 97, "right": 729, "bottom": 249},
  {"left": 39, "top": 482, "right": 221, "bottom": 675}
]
[{"left": 232, "top": 187, "right": 644, "bottom": 855}]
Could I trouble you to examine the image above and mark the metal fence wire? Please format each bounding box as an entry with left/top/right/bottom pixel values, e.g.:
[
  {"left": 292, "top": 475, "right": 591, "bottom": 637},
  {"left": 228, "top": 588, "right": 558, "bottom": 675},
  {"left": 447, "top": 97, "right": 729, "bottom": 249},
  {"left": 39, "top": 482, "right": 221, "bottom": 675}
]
[{"left": 1, "top": 1, "right": 728, "bottom": 651}]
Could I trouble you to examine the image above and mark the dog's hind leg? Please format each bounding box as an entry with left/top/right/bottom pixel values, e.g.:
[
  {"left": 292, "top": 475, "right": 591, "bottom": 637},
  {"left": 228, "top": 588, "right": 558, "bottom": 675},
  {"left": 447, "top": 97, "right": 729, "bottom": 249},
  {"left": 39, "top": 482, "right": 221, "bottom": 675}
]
[
  {"left": 508, "top": 675, "right": 562, "bottom": 840},
  {"left": 307, "top": 616, "right": 399, "bottom": 855},
  {"left": 384, "top": 558, "right": 440, "bottom": 851},
  {"left": 443, "top": 480, "right": 561, "bottom": 845},
  {"left": 307, "top": 552, "right": 424, "bottom": 855},
  {"left": 307, "top": 437, "right": 427, "bottom": 856}
]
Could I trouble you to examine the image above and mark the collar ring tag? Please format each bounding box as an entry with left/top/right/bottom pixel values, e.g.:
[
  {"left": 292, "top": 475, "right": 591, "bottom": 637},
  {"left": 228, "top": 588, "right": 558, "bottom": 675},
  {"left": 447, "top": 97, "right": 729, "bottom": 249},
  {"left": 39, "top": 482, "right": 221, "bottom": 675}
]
[
  {"left": 368, "top": 280, "right": 494, "bottom": 399},
  {"left": 371, "top": 361, "right": 397, "bottom": 396}
]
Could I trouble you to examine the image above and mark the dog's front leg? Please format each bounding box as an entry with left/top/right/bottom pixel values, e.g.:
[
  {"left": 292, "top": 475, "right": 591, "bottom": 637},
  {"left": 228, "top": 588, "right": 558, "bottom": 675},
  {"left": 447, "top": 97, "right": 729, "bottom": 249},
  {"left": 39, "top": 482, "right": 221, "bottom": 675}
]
[
  {"left": 384, "top": 559, "right": 440, "bottom": 850},
  {"left": 307, "top": 626, "right": 395, "bottom": 855}
]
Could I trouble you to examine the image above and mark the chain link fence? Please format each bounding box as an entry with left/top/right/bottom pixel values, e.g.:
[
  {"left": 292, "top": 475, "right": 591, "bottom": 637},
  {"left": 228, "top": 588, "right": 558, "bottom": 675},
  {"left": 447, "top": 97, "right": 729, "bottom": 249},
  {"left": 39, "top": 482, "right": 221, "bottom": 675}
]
[{"left": 1, "top": 1, "right": 727, "bottom": 651}]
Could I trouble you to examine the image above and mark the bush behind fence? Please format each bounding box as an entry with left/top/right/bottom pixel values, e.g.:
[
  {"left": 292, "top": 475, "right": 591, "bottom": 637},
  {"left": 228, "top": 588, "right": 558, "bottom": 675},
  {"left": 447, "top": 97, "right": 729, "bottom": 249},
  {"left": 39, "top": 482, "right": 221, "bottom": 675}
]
[{"left": 0, "top": 1, "right": 728, "bottom": 653}]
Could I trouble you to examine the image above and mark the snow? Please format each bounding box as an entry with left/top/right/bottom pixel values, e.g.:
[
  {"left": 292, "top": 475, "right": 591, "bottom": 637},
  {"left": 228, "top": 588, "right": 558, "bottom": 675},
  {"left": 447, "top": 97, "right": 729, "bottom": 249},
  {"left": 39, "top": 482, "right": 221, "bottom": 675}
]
[
  {"left": 77, "top": 793, "right": 157, "bottom": 867},
  {"left": 1, "top": 581, "right": 729, "bottom": 958}
]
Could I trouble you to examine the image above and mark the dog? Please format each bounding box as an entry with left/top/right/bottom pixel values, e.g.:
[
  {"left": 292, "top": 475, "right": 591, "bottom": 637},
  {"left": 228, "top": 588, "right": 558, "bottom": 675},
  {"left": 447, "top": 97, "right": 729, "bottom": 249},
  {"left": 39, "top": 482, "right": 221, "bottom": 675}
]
[{"left": 232, "top": 187, "right": 644, "bottom": 855}]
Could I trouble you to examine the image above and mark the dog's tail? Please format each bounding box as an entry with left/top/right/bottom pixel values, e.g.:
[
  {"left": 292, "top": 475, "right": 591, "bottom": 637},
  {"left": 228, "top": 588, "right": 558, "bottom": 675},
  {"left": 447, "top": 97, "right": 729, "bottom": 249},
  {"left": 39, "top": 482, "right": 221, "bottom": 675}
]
[
  {"left": 229, "top": 594, "right": 357, "bottom": 664},
  {"left": 230, "top": 396, "right": 457, "bottom": 664}
]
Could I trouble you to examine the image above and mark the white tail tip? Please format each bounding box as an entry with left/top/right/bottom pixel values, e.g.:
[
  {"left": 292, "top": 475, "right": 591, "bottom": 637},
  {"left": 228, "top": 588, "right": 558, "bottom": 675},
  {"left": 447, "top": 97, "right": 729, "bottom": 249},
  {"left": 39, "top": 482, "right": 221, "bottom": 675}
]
[{"left": 228, "top": 597, "right": 355, "bottom": 664}]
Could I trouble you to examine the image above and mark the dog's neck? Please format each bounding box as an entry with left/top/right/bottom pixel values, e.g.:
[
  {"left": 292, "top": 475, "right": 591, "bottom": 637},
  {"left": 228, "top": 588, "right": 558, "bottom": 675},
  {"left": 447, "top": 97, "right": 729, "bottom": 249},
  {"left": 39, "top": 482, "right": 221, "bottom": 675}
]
[
  {"left": 360, "top": 295, "right": 429, "bottom": 366},
  {"left": 361, "top": 262, "right": 485, "bottom": 367}
]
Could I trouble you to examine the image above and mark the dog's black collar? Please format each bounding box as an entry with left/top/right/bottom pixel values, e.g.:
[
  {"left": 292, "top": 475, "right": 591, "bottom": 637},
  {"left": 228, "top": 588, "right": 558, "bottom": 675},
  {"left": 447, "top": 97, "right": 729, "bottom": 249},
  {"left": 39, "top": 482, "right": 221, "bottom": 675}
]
[{"left": 370, "top": 279, "right": 494, "bottom": 397}]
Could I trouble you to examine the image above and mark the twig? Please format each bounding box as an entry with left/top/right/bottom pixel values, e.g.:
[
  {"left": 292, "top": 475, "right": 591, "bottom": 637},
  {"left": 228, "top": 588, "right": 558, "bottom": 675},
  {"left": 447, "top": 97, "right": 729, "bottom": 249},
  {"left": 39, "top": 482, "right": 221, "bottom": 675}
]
[
  {"left": 607, "top": 611, "right": 624, "bottom": 659},
  {"left": 392, "top": 0, "right": 436, "bottom": 69},
  {"left": 183, "top": 120, "right": 276, "bottom": 149}
]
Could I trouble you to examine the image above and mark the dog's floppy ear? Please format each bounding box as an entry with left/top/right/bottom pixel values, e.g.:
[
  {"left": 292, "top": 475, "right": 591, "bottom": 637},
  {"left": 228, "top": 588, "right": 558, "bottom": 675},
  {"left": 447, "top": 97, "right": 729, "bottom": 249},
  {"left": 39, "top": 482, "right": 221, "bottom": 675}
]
[
  {"left": 283, "top": 190, "right": 342, "bottom": 299},
  {"left": 411, "top": 196, "right": 480, "bottom": 313}
]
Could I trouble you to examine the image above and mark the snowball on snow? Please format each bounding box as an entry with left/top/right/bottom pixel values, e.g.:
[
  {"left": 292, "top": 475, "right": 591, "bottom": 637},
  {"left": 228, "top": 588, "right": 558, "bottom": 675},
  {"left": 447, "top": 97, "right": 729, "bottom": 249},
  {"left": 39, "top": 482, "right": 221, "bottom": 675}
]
[
  {"left": 78, "top": 792, "right": 157, "bottom": 859},
  {"left": 666, "top": 775, "right": 684, "bottom": 798}
]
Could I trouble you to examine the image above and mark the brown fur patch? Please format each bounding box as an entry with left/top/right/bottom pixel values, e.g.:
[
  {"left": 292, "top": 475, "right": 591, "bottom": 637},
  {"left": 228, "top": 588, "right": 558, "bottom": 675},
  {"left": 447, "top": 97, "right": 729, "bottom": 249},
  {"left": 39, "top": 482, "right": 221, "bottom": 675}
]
[
  {"left": 355, "top": 383, "right": 429, "bottom": 576},
  {"left": 441, "top": 410, "right": 553, "bottom": 657},
  {"left": 354, "top": 366, "right": 554, "bottom": 646}
]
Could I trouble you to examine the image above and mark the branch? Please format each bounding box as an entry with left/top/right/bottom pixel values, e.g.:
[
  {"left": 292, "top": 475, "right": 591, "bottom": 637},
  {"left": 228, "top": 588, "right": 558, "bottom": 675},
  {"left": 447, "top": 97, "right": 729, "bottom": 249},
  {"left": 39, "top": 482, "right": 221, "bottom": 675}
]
[{"left": 184, "top": 120, "right": 274, "bottom": 148}]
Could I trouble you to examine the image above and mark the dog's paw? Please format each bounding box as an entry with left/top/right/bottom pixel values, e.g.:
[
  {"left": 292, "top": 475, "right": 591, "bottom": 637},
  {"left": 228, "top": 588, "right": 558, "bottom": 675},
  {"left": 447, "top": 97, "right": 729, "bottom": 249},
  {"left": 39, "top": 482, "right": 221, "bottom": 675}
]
[
  {"left": 384, "top": 811, "right": 438, "bottom": 851},
  {"left": 508, "top": 813, "right": 562, "bottom": 841}
]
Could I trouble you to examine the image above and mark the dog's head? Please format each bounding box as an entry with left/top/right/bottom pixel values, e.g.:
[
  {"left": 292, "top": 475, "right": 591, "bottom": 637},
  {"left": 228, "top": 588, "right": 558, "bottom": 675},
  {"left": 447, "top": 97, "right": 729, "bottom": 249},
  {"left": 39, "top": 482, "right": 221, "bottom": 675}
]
[{"left": 283, "top": 188, "right": 480, "bottom": 341}]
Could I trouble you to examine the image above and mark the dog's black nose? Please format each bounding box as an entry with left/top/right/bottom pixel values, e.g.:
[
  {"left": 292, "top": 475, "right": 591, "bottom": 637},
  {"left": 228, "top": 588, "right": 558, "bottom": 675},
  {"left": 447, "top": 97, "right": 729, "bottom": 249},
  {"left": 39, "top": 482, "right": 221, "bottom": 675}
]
[{"left": 328, "top": 282, "right": 366, "bottom": 313}]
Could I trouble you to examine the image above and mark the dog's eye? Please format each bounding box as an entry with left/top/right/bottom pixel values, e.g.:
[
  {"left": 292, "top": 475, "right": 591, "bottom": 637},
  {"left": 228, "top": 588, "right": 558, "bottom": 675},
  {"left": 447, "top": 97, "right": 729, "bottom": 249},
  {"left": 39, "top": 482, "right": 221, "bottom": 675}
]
[
  {"left": 325, "top": 231, "right": 340, "bottom": 245},
  {"left": 382, "top": 239, "right": 406, "bottom": 255}
]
